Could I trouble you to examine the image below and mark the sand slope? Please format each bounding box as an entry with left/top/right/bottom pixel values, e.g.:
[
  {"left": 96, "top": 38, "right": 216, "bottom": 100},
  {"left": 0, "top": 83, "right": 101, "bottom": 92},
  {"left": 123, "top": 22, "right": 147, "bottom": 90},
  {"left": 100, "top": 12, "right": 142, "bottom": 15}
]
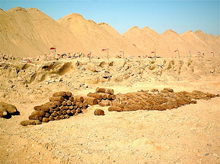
[
  {"left": 57, "top": 13, "right": 144, "bottom": 57},
  {"left": 123, "top": 26, "right": 172, "bottom": 57},
  {"left": 0, "top": 7, "right": 219, "bottom": 58},
  {"left": 124, "top": 27, "right": 220, "bottom": 58},
  {"left": 0, "top": 7, "right": 86, "bottom": 57}
]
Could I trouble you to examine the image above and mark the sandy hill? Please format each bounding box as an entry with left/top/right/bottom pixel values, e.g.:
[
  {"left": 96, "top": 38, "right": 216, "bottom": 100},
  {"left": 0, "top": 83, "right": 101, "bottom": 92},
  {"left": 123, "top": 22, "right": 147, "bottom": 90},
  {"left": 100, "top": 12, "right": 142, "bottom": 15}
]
[
  {"left": 57, "top": 14, "right": 144, "bottom": 57},
  {"left": 193, "top": 30, "right": 220, "bottom": 55},
  {"left": 124, "top": 27, "right": 219, "bottom": 57},
  {"left": 0, "top": 7, "right": 219, "bottom": 58},
  {"left": 215, "top": 35, "right": 220, "bottom": 44},
  {"left": 123, "top": 26, "right": 171, "bottom": 57},
  {"left": 180, "top": 30, "right": 208, "bottom": 54},
  {"left": 160, "top": 29, "right": 198, "bottom": 57},
  {"left": 0, "top": 7, "right": 86, "bottom": 58},
  {"left": 123, "top": 27, "right": 197, "bottom": 57}
]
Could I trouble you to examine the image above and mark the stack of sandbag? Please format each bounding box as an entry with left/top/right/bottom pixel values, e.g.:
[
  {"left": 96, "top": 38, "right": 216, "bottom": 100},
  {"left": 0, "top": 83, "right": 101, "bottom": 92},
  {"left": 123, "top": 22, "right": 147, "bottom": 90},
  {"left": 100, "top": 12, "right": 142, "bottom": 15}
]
[
  {"left": 108, "top": 88, "right": 219, "bottom": 112},
  {"left": 0, "top": 102, "right": 19, "bottom": 118},
  {"left": 20, "top": 91, "right": 97, "bottom": 126},
  {"left": 87, "top": 87, "right": 116, "bottom": 107}
]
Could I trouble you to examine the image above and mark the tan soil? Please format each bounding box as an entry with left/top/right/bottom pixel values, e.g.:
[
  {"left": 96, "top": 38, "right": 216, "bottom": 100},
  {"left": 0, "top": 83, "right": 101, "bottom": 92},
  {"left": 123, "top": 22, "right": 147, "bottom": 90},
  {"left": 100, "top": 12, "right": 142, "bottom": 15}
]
[{"left": 0, "top": 55, "right": 220, "bottom": 164}]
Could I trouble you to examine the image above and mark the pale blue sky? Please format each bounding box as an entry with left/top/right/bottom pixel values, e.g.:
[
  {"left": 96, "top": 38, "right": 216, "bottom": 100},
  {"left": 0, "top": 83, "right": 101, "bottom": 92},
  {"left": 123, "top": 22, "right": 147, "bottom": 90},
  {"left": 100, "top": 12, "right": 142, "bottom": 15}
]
[{"left": 1, "top": 0, "right": 219, "bottom": 36}]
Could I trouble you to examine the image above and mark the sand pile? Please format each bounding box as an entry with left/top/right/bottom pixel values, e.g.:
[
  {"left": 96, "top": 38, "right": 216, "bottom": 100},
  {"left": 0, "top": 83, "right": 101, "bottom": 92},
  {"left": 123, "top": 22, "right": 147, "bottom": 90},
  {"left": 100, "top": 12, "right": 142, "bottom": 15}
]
[
  {"left": 123, "top": 26, "right": 170, "bottom": 57},
  {"left": 123, "top": 27, "right": 220, "bottom": 58},
  {"left": 0, "top": 7, "right": 86, "bottom": 57},
  {"left": 57, "top": 13, "right": 144, "bottom": 57},
  {"left": 1, "top": 7, "right": 219, "bottom": 58}
]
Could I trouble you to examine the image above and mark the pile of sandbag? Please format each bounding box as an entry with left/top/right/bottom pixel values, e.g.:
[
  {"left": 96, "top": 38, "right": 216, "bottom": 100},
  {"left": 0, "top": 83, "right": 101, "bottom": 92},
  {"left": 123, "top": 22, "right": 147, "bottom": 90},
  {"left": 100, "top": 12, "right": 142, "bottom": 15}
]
[
  {"left": 20, "top": 91, "right": 98, "bottom": 126},
  {"left": 108, "top": 88, "right": 219, "bottom": 112},
  {"left": 87, "top": 87, "right": 116, "bottom": 107}
]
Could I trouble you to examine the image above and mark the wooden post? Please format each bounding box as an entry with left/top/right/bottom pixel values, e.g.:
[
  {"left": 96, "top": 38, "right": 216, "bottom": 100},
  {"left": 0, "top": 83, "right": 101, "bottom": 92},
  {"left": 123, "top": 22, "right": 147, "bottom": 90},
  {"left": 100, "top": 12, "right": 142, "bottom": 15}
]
[
  {"left": 212, "top": 51, "right": 215, "bottom": 57},
  {"left": 107, "top": 48, "right": 109, "bottom": 59},
  {"left": 88, "top": 50, "right": 92, "bottom": 62},
  {"left": 177, "top": 48, "right": 180, "bottom": 59},
  {"left": 188, "top": 50, "right": 191, "bottom": 58}
]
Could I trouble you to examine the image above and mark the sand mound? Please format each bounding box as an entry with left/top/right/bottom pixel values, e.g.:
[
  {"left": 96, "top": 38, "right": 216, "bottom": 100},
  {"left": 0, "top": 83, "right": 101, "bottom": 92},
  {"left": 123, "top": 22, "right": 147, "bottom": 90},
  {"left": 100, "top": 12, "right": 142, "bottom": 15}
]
[
  {"left": 57, "top": 14, "right": 144, "bottom": 57},
  {"left": 0, "top": 7, "right": 86, "bottom": 57},
  {"left": 123, "top": 27, "right": 220, "bottom": 58},
  {"left": 0, "top": 7, "right": 219, "bottom": 58}
]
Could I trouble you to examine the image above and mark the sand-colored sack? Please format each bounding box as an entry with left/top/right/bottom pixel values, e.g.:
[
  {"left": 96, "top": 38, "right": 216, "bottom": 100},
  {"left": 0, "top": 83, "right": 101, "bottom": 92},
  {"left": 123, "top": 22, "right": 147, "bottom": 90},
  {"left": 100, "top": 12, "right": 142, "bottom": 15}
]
[
  {"left": 65, "top": 92, "right": 72, "bottom": 97},
  {"left": 95, "top": 87, "right": 106, "bottom": 93},
  {"left": 29, "top": 111, "right": 45, "bottom": 120},
  {"left": 83, "top": 96, "right": 98, "bottom": 105},
  {"left": 74, "top": 96, "right": 84, "bottom": 102},
  {"left": 49, "top": 96, "right": 64, "bottom": 102},
  {"left": 20, "top": 120, "right": 42, "bottom": 126},
  {"left": 99, "top": 100, "right": 111, "bottom": 107},
  {"left": 42, "top": 117, "right": 49, "bottom": 122},
  {"left": 94, "top": 109, "right": 105, "bottom": 115},
  {"left": 108, "top": 106, "right": 123, "bottom": 112},
  {"left": 123, "top": 104, "right": 143, "bottom": 111},
  {"left": 52, "top": 91, "right": 66, "bottom": 97},
  {"left": 87, "top": 92, "right": 102, "bottom": 100}
]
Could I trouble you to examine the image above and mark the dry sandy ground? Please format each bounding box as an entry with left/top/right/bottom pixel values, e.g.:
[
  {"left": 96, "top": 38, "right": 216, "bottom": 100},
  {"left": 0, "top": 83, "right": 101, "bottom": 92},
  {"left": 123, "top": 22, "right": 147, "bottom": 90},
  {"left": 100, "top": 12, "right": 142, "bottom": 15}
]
[{"left": 0, "top": 79, "right": 220, "bottom": 164}]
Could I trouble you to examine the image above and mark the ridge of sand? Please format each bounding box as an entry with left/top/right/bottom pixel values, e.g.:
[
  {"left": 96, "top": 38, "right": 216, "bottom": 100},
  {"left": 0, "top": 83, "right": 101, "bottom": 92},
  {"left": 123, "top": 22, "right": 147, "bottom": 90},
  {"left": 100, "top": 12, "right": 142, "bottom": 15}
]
[
  {"left": 0, "top": 7, "right": 219, "bottom": 58},
  {"left": 181, "top": 30, "right": 208, "bottom": 53},
  {"left": 160, "top": 29, "right": 198, "bottom": 57},
  {"left": 57, "top": 14, "right": 144, "bottom": 57},
  {"left": 0, "top": 7, "right": 86, "bottom": 57},
  {"left": 123, "top": 26, "right": 161, "bottom": 56},
  {"left": 124, "top": 26, "right": 220, "bottom": 58},
  {"left": 194, "top": 30, "right": 220, "bottom": 54}
]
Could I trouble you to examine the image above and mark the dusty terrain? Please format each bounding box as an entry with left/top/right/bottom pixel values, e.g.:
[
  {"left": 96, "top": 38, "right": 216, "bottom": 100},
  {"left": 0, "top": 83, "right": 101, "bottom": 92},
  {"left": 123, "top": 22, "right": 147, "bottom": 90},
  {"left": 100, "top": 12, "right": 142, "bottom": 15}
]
[{"left": 0, "top": 55, "right": 220, "bottom": 164}]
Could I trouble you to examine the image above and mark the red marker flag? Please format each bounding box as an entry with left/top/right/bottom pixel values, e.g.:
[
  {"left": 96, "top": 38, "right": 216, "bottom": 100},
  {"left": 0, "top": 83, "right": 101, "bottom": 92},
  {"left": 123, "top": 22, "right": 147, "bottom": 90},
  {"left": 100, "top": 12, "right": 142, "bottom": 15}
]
[
  {"left": 102, "top": 49, "right": 107, "bottom": 51},
  {"left": 151, "top": 51, "right": 155, "bottom": 53},
  {"left": 174, "top": 50, "right": 178, "bottom": 52},
  {"left": 211, "top": 52, "right": 213, "bottom": 53},
  {"left": 50, "top": 47, "right": 56, "bottom": 50}
]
